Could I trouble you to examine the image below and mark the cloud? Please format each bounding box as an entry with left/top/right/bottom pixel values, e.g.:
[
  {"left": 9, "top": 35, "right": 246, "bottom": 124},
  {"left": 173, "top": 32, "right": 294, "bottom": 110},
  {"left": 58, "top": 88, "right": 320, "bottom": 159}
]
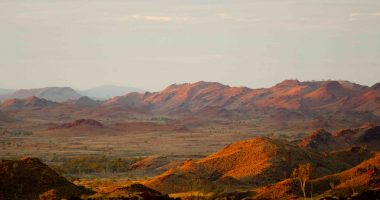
[
  {"left": 129, "top": 15, "right": 189, "bottom": 23},
  {"left": 349, "top": 12, "right": 380, "bottom": 18},
  {"left": 350, "top": 13, "right": 361, "bottom": 17},
  {"left": 132, "top": 15, "right": 173, "bottom": 22},
  {"left": 216, "top": 12, "right": 260, "bottom": 23},
  {"left": 217, "top": 13, "right": 231, "bottom": 18},
  {"left": 101, "top": 14, "right": 190, "bottom": 24}
]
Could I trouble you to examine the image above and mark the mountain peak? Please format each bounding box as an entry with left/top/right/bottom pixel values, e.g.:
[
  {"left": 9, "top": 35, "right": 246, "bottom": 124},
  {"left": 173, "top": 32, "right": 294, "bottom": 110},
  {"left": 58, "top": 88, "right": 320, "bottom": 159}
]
[
  {"left": 323, "top": 80, "right": 343, "bottom": 89},
  {"left": 164, "top": 81, "right": 225, "bottom": 90},
  {"left": 1, "top": 96, "right": 57, "bottom": 109},
  {"left": 274, "top": 79, "right": 300, "bottom": 88},
  {"left": 71, "top": 96, "right": 99, "bottom": 106}
]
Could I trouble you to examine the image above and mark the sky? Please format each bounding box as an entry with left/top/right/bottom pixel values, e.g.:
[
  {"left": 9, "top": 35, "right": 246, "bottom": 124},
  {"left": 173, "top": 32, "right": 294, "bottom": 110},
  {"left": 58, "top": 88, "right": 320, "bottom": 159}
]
[{"left": 0, "top": 0, "right": 379, "bottom": 92}]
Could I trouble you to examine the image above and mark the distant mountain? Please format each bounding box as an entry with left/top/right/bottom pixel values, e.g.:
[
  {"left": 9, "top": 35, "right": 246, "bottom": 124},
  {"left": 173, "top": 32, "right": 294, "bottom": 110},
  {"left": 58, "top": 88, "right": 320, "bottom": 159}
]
[
  {"left": 79, "top": 85, "right": 145, "bottom": 100},
  {"left": 0, "top": 88, "right": 16, "bottom": 96},
  {"left": 0, "top": 96, "right": 58, "bottom": 110},
  {"left": 65, "top": 96, "right": 100, "bottom": 106},
  {"left": 0, "top": 87, "right": 81, "bottom": 102}
]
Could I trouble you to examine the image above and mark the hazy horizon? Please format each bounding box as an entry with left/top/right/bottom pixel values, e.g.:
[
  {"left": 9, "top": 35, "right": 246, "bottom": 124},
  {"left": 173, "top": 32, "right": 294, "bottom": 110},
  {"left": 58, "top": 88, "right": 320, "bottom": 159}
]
[
  {"left": 1, "top": 79, "right": 379, "bottom": 94},
  {"left": 1, "top": 0, "right": 379, "bottom": 91}
]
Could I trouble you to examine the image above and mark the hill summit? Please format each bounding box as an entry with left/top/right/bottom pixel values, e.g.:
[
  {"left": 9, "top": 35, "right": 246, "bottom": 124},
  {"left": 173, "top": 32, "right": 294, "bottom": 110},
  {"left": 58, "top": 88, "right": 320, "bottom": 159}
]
[{"left": 144, "top": 137, "right": 347, "bottom": 194}]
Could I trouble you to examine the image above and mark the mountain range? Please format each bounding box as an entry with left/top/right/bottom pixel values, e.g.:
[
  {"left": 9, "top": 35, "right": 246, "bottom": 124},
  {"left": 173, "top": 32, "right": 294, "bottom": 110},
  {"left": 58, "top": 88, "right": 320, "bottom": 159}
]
[
  {"left": 0, "top": 87, "right": 81, "bottom": 103},
  {"left": 103, "top": 80, "right": 380, "bottom": 117},
  {"left": 1, "top": 80, "right": 379, "bottom": 118},
  {"left": 0, "top": 88, "right": 16, "bottom": 95},
  {"left": 0, "top": 85, "right": 145, "bottom": 102}
]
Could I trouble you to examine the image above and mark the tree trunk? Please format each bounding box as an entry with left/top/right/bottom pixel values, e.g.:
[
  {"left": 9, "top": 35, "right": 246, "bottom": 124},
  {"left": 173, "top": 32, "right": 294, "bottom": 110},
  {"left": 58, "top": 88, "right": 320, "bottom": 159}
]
[
  {"left": 310, "top": 181, "right": 313, "bottom": 200},
  {"left": 302, "top": 189, "right": 306, "bottom": 200},
  {"left": 302, "top": 181, "right": 306, "bottom": 200}
]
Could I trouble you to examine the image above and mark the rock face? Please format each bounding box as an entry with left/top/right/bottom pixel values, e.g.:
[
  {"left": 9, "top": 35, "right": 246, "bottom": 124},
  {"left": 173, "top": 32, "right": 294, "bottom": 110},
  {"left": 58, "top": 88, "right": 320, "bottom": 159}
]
[
  {"left": 0, "top": 87, "right": 81, "bottom": 102},
  {"left": 0, "top": 157, "right": 91, "bottom": 200}
]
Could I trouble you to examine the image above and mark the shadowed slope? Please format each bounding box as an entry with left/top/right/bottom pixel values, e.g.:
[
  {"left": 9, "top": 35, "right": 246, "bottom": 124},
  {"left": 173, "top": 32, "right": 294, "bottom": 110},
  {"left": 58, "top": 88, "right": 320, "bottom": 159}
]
[
  {"left": 299, "top": 124, "right": 380, "bottom": 151},
  {"left": 0, "top": 157, "right": 92, "bottom": 200}
]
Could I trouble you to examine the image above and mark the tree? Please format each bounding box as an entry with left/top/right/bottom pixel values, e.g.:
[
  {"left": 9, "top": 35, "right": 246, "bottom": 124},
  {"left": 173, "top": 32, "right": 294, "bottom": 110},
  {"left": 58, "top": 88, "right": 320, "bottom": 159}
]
[{"left": 292, "top": 163, "right": 313, "bottom": 200}]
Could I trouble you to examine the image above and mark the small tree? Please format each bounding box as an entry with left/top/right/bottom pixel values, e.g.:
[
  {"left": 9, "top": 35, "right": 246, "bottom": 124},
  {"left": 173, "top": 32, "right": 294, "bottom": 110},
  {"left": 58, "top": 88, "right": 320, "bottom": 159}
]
[{"left": 292, "top": 163, "right": 313, "bottom": 200}]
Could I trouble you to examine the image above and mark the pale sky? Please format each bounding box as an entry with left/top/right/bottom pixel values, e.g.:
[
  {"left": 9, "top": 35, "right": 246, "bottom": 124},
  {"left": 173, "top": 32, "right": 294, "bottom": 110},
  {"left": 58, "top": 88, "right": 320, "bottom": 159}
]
[{"left": 0, "top": 0, "right": 379, "bottom": 91}]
